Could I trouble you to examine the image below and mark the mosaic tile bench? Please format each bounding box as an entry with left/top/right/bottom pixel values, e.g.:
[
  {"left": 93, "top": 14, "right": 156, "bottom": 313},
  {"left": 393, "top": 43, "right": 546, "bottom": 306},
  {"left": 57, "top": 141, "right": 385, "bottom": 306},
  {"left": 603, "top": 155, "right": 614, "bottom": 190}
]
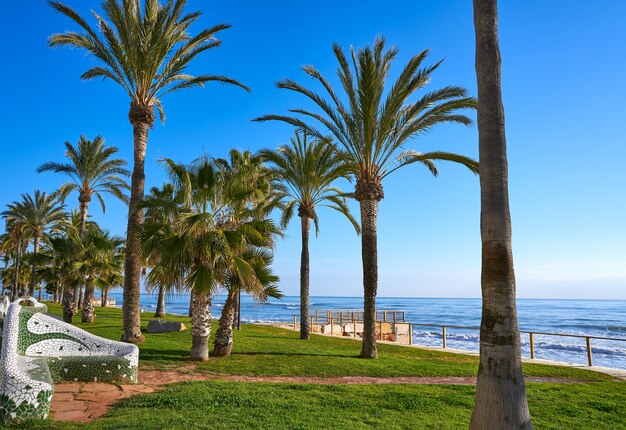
[{"left": 0, "top": 297, "right": 139, "bottom": 425}]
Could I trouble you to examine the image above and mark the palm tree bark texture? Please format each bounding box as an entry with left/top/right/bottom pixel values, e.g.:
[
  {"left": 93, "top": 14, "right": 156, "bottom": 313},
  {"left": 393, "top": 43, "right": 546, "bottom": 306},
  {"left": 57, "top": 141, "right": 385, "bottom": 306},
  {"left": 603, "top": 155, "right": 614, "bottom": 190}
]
[
  {"left": 470, "top": 0, "right": 532, "bottom": 428},
  {"left": 214, "top": 291, "right": 237, "bottom": 357},
  {"left": 355, "top": 179, "right": 384, "bottom": 359},
  {"left": 122, "top": 102, "right": 153, "bottom": 343},
  {"left": 299, "top": 213, "right": 311, "bottom": 340},
  {"left": 154, "top": 286, "right": 166, "bottom": 318},
  {"left": 190, "top": 292, "right": 212, "bottom": 361}
]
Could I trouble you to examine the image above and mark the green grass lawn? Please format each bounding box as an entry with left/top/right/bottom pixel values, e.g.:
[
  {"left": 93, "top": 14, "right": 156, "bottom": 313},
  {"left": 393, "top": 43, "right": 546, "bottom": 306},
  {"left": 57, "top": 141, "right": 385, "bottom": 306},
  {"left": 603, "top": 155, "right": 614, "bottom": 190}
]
[
  {"left": 43, "top": 302, "right": 613, "bottom": 381},
  {"left": 17, "top": 380, "right": 626, "bottom": 430},
  {"left": 22, "top": 302, "right": 624, "bottom": 430}
]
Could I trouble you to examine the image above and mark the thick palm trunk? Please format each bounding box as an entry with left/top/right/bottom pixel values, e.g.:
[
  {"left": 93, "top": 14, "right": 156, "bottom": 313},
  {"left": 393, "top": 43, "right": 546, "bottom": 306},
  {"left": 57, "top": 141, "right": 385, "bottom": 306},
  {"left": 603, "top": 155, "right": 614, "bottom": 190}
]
[
  {"left": 62, "top": 287, "right": 75, "bottom": 323},
  {"left": 189, "top": 290, "right": 193, "bottom": 317},
  {"left": 359, "top": 199, "right": 379, "bottom": 358},
  {"left": 28, "top": 236, "right": 40, "bottom": 297},
  {"left": 122, "top": 104, "right": 153, "bottom": 344},
  {"left": 154, "top": 286, "right": 166, "bottom": 318},
  {"left": 214, "top": 291, "right": 237, "bottom": 357},
  {"left": 470, "top": 1, "right": 532, "bottom": 428},
  {"left": 190, "top": 291, "right": 212, "bottom": 361},
  {"left": 58, "top": 287, "right": 63, "bottom": 305},
  {"left": 299, "top": 216, "right": 311, "bottom": 340},
  {"left": 81, "top": 279, "right": 96, "bottom": 323},
  {"left": 37, "top": 286, "right": 42, "bottom": 301}
]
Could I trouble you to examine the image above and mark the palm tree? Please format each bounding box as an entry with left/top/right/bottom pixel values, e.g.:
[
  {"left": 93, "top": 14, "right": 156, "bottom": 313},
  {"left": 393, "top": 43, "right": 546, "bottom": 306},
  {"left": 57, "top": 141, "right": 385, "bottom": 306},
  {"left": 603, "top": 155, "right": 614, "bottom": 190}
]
[
  {"left": 40, "top": 236, "right": 81, "bottom": 322},
  {"left": 0, "top": 227, "right": 27, "bottom": 300},
  {"left": 142, "top": 183, "right": 181, "bottom": 318},
  {"left": 49, "top": 0, "right": 250, "bottom": 343},
  {"left": 255, "top": 38, "right": 478, "bottom": 358},
  {"left": 75, "top": 228, "right": 125, "bottom": 323},
  {"left": 37, "top": 135, "right": 129, "bottom": 235},
  {"left": 470, "top": 1, "right": 532, "bottom": 427},
  {"left": 214, "top": 248, "right": 282, "bottom": 357},
  {"left": 3, "top": 191, "right": 67, "bottom": 297},
  {"left": 2, "top": 191, "right": 66, "bottom": 298},
  {"left": 141, "top": 157, "right": 279, "bottom": 360},
  {"left": 259, "top": 131, "right": 359, "bottom": 340}
]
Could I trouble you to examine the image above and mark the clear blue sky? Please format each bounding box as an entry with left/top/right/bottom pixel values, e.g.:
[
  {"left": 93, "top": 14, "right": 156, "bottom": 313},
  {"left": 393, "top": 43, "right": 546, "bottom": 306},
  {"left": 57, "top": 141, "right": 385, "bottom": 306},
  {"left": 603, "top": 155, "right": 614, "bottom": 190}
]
[{"left": 1, "top": 1, "right": 625, "bottom": 299}]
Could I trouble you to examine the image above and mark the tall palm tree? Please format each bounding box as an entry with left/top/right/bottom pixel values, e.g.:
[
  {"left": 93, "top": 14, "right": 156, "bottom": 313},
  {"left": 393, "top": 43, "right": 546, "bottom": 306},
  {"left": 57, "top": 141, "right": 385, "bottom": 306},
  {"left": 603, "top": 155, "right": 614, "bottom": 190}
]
[
  {"left": 3, "top": 191, "right": 67, "bottom": 297},
  {"left": 259, "top": 131, "right": 359, "bottom": 340},
  {"left": 0, "top": 226, "right": 27, "bottom": 300},
  {"left": 37, "top": 135, "right": 129, "bottom": 235},
  {"left": 38, "top": 135, "right": 129, "bottom": 310},
  {"left": 255, "top": 38, "right": 478, "bottom": 358},
  {"left": 2, "top": 191, "right": 66, "bottom": 297},
  {"left": 49, "top": 0, "right": 250, "bottom": 343},
  {"left": 470, "top": 1, "right": 532, "bottom": 427},
  {"left": 214, "top": 248, "right": 282, "bottom": 357}
]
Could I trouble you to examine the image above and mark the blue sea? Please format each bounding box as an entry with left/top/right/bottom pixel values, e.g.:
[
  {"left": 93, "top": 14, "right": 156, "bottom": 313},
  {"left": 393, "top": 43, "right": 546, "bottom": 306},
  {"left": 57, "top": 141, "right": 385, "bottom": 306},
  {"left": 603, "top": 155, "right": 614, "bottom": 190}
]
[{"left": 106, "top": 292, "right": 626, "bottom": 370}]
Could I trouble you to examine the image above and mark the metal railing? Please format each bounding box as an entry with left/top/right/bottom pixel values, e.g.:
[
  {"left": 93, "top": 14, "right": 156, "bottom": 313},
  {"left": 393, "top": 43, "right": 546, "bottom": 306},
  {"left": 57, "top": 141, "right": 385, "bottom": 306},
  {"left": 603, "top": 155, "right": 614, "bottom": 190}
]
[
  {"left": 309, "top": 309, "right": 406, "bottom": 324},
  {"left": 291, "top": 315, "right": 626, "bottom": 367}
]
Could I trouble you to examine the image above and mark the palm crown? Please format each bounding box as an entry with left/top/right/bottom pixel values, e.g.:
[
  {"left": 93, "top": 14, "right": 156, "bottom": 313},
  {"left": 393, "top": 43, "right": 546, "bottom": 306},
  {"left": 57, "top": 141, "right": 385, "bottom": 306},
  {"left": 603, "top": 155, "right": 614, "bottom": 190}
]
[
  {"left": 37, "top": 135, "right": 129, "bottom": 213},
  {"left": 259, "top": 131, "right": 359, "bottom": 235},
  {"left": 255, "top": 37, "right": 478, "bottom": 200},
  {"left": 48, "top": 0, "right": 250, "bottom": 123}
]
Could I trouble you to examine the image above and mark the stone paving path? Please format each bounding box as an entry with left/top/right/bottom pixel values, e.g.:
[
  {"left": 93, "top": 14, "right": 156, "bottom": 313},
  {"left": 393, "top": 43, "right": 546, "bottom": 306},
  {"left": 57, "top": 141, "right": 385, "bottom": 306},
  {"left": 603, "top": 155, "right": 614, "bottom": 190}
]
[{"left": 50, "top": 367, "right": 594, "bottom": 423}]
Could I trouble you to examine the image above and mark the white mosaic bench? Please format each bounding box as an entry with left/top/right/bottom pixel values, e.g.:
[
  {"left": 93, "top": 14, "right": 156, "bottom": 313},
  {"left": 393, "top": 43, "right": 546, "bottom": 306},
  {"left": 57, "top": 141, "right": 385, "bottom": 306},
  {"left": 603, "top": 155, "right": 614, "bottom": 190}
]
[{"left": 0, "top": 297, "right": 139, "bottom": 425}]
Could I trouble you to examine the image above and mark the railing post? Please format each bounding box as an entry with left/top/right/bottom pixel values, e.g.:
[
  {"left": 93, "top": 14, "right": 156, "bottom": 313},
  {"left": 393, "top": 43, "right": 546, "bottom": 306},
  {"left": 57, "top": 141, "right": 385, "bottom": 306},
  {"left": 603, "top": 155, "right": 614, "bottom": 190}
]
[
  {"left": 586, "top": 337, "right": 593, "bottom": 366},
  {"left": 310, "top": 316, "right": 314, "bottom": 332},
  {"left": 340, "top": 311, "right": 343, "bottom": 325},
  {"left": 442, "top": 326, "right": 447, "bottom": 349},
  {"left": 315, "top": 309, "right": 318, "bottom": 322},
  {"left": 353, "top": 318, "right": 356, "bottom": 338},
  {"left": 383, "top": 311, "right": 387, "bottom": 322},
  {"left": 409, "top": 324, "right": 413, "bottom": 345},
  {"left": 330, "top": 317, "right": 334, "bottom": 335},
  {"left": 293, "top": 315, "right": 297, "bottom": 331},
  {"left": 393, "top": 312, "right": 396, "bottom": 323},
  {"left": 529, "top": 332, "right": 535, "bottom": 359}
]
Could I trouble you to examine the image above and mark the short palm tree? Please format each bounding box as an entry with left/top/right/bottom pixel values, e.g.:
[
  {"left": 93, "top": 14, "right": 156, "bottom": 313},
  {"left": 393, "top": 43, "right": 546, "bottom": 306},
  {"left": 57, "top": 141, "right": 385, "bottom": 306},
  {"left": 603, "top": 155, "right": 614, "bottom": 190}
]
[
  {"left": 256, "top": 38, "right": 478, "bottom": 358},
  {"left": 37, "top": 135, "right": 129, "bottom": 235},
  {"left": 141, "top": 157, "right": 279, "bottom": 360},
  {"left": 2, "top": 191, "right": 66, "bottom": 297},
  {"left": 75, "top": 228, "right": 124, "bottom": 323},
  {"left": 40, "top": 235, "right": 81, "bottom": 322},
  {"left": 259, "top": 131, "right": 359, "bottom": 340},
  {"left": 49, "top": 0, "right": 250, "bottom": 343},
  {"left": 142, "top": 183, "right": 181, "bottom": 318},
  {"left": 214, "top": 248, "right": 282, "bottom": 357}
]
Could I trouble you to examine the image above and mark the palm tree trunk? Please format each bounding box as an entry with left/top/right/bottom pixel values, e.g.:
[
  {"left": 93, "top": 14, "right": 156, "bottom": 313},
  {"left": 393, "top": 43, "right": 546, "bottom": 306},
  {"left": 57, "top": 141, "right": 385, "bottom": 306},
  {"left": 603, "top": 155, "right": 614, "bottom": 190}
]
[
  {"left": 470, "top": 1, "right": 532, "bottom": 428},
  {"left": 122, "top": 106, "right": 153, "bottom": 344},
  {"left": 214, "top": 291, "right": 237, "bottom": 357},
  {"left": 101, "top": 289, "right": 109, "bottom": 307},
  {"left": 189, "top": 290, "right": 194, "bottom": 317},
  {"left": 299, "top": 216, "right": 311, "bottom": 340},
  {"left": 62, "top": 287, "right": 74, "bottom": 323},
  {"left": 359, "top": 199, "right": 379, "bottom": 359},
  {"left": 190, "top": 291, "right": 212, "bottom": 361},
  {"left": 58, "top": 286, "right": 63, "bottom": 305},
  {"left": 78, "top": 285, "right": 85, "bottom": 309},
  {"left": 81, "top": 278, "right": 96, "bottom": 323},
  {"left": 154, "top": 286, "right": 166, "bottom": 318},
  {"left": 28, "top": 236, "right": 40, "bottom": 297},
  {"left": 11, "top": 246, "right": 21, "bottom": 301},
  {"left": 37, "top": 286, "right": 42, "bottom": 301}
]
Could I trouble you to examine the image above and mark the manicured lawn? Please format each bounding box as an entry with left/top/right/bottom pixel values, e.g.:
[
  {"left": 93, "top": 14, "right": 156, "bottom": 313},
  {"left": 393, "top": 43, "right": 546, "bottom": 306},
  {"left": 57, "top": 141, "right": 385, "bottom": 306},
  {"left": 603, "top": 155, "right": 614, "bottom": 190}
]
[
  {"left": 43, "top": 302, "right": 613, "bottom": 381},
  {"left": 9, "top": 302, "right": 623, "bottom": 429},
  {"left": 17, "top": 381, "right": 626, "bottom": 429}
]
